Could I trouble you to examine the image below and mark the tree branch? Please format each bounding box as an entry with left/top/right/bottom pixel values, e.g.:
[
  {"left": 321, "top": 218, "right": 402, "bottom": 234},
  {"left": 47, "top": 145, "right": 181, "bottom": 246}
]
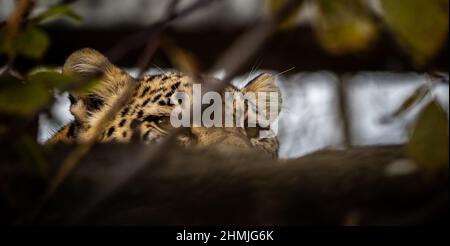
[{"left": 1, "top": 143, "right": 447, "bottom": 225}]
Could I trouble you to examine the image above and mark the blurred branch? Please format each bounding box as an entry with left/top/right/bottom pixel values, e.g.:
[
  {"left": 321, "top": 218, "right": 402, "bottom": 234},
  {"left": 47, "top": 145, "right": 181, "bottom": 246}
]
[
  {"left": 3, "top": 144, "right": 447, "bottom": 225},
  {"left": 211, "top": 0, "right": 306, "bottom": 82},
  {"left": 336, "top": 74, "right": 352, "bottom": 147},
  {"left": 5, "top": 0, "right": 34, "bottom": 35},
  {"left": 107, "top": 0, "right": 223, "bottom": 63},
  {"left": 4, "top": 0, "right": 35, "bottom": 66},
  {"left": 135, "top": 0, "right": 179, "bottom": 77}
]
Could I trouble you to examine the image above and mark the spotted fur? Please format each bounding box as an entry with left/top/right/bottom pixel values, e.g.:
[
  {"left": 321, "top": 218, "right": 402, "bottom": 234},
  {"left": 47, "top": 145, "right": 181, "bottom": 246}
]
[{"left": 47, "top": 48, "right": 282, "bottom": 157}]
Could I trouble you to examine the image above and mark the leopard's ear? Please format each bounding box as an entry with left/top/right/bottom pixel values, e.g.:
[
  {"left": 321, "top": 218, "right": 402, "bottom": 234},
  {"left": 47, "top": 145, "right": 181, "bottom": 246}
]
[
  {"left": 241, "top": 73, "right": 282, "bottom": 115},
  {"left": 63, "top": 48, "right": 134, "bottom": 99},
  {"left": 63, "top": 48, "right": 134, "bottom": 122}
]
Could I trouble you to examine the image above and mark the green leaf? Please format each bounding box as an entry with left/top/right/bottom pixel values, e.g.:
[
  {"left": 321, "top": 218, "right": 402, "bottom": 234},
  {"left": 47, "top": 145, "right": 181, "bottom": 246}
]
[
  {"left": 14, "top": 25, "right": 50, "bottom": 59},
  {"left": 32, "top": 4, "right": 83, "bottom": 24},
  {"left": 381, "top": 0, "right": 449, "bottom": 67},
  {"left": 0, "top": 26, "right": 14, "bottom": 57},
  {"left": 28, "top": 70, "right": 101, "bottom": 95},
  {"left": 0, "top": 75, "right": 50, "bottom": 115},
  {"left": 0, "top": 71, "right": 73, "bottom": 115},
  {"left": 407, "top": 100, "right": 449, "bottom": 176},
  {"left": 314, "top": 0, "right": 379, "bottom": 55},
  {"left": 74, "top": 77, "right": 102, "bottom": 93},
  {"left": 28, "top": 71, "right": 73, "bottom": 89}
]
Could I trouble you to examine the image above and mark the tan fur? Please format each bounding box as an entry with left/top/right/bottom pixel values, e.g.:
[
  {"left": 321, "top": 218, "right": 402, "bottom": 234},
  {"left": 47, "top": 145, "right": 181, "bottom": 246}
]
[{"left": 48, "top": 48, "right": 282, "bottom": 157}]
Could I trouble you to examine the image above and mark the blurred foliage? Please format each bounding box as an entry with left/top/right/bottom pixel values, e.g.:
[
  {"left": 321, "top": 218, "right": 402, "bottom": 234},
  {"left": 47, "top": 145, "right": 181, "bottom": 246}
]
[
  {"left": 0, "top": 1, "right": 84, "bottom": 116},
  {"left": 0, "top": 0, "right": 83, "bottom": 175},
  {"left": 0, "top": 1, "right": 82, "bottom": 61},
  {"left": 314, "top": 0, "right": 379, "bottom": 55},
  {"left": 407, "top": 100, "right": 449, "bottom": 176},
  {"left": 0, "top": 24, "right": 49, "bottom": 59},
  {"left": 267, "top": 0, "right": 448, "bottom": 68},
  {"left": 382, "top": 0, "right": 449, "bottom": 67},
  {"left": 32, "top": 4, "right": 82, "bottom": 24},
  {"left": 0, "top": 70, "right": 72, "bottom": 115},
  {"left": 267, "top": 0, "right": 304, "bottom": 30}
]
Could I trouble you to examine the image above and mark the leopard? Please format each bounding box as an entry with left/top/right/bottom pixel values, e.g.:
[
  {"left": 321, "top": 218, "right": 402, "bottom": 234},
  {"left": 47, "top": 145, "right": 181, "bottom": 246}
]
[{"left": 47, "top": 48, "right": 282, "bottom": 157}]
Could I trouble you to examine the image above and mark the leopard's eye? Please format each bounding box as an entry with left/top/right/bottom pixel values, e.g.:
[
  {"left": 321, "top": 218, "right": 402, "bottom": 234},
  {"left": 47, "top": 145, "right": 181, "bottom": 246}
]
[
  {"left": 156, "top": 116, "right": 173, "bottom": 131},
  {"left": 156, "top": 115, "right": 169, "bottom": 124},
  {"left": 144, "top": 115, "right": 174, "bottom": 131}
]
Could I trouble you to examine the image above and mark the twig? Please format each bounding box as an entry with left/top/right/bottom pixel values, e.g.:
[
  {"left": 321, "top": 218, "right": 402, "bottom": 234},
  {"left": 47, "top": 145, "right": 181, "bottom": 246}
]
[
  {"left": 4, "top": 0, "right": 35, "bottom": 66},
  {"left": 135, "top": 0, "right": 179, "bottom": 77},
  {"left": 336, "top": 74, "right": 352, "bottom": 147},
  {"left": 107, "top": 0, "right": 223, "bottom": 63}
]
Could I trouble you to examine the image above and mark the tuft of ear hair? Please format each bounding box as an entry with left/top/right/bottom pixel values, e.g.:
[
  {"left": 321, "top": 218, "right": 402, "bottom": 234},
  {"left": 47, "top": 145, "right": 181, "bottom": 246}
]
[
  {"left": 242, "top": 73, "right": 282, "bottom": 115},
  {"left": 63, "top": 48, "right": 134, "bottom": 100}
]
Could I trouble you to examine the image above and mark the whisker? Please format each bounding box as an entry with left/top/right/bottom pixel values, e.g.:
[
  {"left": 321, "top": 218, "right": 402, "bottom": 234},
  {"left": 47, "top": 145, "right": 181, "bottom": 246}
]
[
  {"left": 274, "top": 67, "right": 296, "bottom": 78},
  {"left": 244, "top": 57, "right": 263, "bottom": 86},
  {"left": 152, "top": 63, "right": 165, "bottom": 74}
]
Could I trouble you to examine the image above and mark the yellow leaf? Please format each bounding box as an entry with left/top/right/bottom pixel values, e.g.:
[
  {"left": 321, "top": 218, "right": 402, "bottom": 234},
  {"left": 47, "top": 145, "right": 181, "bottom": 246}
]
[
  {"left": 162, "top": 37, "right": 199, "bottom": 76},
  {"left": 382, "top": 0, "right": 449, "bottom": 67},
  {"left": 314, "top": 0, "right": 379, "bottom": 55},
  {"left": 407, "top": 100, "right": 449, "bottom": 176}
]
